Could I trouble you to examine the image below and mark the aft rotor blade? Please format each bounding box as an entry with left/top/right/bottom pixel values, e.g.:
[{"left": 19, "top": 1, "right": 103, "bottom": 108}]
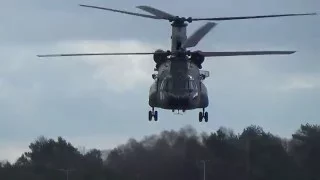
[
  {"left": 136, "top": 5, "right": 176, "bottom": 19},
  {"left": 192, "top": 13, "right": 317, "bottom": 21},
  {"left": 37, "top": 52, "right": 162, "bottom": 57},
  {"left": 199, "top": 51, "right": 296, "bottom": 57},
  {"left": 79, "top": 4, "right": 164, "bottom": 19},
  {"left": 182, "top": 22, "right": 217, "bottom": 49}
]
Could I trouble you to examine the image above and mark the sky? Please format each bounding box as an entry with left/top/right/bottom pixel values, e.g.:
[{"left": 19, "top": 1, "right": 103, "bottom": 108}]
[{"left": 0, "top": 0, "right": 319, "bottom": 162}]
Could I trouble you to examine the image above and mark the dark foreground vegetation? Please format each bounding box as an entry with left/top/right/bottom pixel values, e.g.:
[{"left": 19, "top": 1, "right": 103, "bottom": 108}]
[{"left": 0, "top": 124, "right": 319, "bottom": 180}]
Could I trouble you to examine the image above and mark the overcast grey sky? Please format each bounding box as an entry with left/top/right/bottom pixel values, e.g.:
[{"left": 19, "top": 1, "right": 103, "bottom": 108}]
[{"left": 0, "top": 0, "right": 319, "bottom": 162}]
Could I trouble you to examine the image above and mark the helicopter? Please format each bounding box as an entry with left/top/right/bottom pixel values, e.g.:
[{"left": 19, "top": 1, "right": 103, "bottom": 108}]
[{"left": 37, "top": 4, "right": 317, "bottom": 122}]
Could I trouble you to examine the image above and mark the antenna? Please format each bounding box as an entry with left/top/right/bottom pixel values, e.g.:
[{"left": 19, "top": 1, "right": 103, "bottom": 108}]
[
  {"left": 57, "top": 168, "right": 76, "bottom": 180},
  {"left": 200, "top": 160, "right": 210, "bottom": 180}
]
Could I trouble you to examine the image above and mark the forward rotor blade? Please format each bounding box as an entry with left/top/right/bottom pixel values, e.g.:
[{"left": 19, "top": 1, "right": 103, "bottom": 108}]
[
  {"left": 79, "top": 4, "right": 164, "bottom": 19},
  {"left": 37, "top": 52, "right": 161, "bottom": 57},
  {"left": 182, "top": 22, "right": 217, "bottom": 49},
  {"left": 136, "top": 5, "right": 175, "bottom": 19},
  {"left": 199, "top": 51, "right": 296, "bottom": 57},
  {"left": 192, "top": 13, "right": 317, "bottom": 21}
]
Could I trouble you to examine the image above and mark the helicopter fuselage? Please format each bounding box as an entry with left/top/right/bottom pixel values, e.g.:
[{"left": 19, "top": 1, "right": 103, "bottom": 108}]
[{"left": 148, "top": 56, "right": 209, "bottom": 111}]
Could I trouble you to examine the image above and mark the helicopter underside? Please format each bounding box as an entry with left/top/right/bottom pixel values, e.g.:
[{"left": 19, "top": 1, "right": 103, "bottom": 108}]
[
  {"left": 150, "top": 94, "right": 206, "bottom": 110},
  {"left": 148, "top": 91, "right": 209, "bottom": 122}
]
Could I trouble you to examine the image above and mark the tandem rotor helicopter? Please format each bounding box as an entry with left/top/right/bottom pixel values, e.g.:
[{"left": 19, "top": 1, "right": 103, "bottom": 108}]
[{"left": 37, "top": 4, "right": 317, "bottom": 122}]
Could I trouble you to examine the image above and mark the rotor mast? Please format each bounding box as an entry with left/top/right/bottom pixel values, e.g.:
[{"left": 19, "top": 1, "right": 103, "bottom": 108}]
[{"left": 170, "top": 20, "right": 188, "bottom": 52}]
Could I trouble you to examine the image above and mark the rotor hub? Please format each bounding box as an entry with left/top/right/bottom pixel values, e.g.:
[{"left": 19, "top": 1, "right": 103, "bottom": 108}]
[
  {"left": 168, "top": 50, "right": 192, "bottom": 57},
  {"left": 170, "top": 16, "right": 193, "bottom": 24}
]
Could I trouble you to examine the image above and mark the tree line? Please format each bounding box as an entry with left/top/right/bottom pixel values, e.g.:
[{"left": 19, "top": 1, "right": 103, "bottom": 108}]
[{"left": 0, "top": 123, "right": 319, "bottom": 180}]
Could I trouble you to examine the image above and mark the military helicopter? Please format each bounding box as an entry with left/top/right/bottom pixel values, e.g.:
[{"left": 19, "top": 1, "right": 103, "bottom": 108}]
[{"left": 37, "top": 4, "right": 317, "bottom": 122}]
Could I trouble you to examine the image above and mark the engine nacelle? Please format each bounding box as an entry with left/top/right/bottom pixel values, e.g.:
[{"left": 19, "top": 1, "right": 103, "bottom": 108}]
[
  {"left": 190, "top": 51, "right": 204, "bottom": 69},
  {"left": 153, "top": 49, "right": 168, "bottom": 68},
  {"left": 153, "top": 49, "right": 167, "bottom": 65}
]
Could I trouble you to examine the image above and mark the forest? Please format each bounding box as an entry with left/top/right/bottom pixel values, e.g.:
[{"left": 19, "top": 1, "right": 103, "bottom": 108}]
[{"left": 0, "top": 123, "right": 319, "bottom": 180}]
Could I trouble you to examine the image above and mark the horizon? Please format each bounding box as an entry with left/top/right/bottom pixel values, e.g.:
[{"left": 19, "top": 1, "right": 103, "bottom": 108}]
[{"left": 0, "top": 123, "right": 312, "bottom": 163}]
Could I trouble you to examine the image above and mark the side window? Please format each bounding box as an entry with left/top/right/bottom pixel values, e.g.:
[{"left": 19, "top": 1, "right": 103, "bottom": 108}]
[
  {"left": 185, "top": 80, "right": 196, "bottom": 91},
  {"left": 184, "top": 80, "right": 189, "bottom": 89},
  {"left": 185, "top": 80, "right": 189, "bottom": 89},
  {"left": 190, "top": 81, "right": 194, "bottom": 90},
  {"left": 192, "top": 81, "right": 197, "bottom": 90}
]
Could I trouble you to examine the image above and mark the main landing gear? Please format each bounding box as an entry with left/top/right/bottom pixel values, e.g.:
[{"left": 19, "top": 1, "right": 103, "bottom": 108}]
[
  {"left": 148, "top": 107, "right": 158, "bottom": 121},
  {"left": 199, "top": 108, "right": 208, "bottom": 122}
]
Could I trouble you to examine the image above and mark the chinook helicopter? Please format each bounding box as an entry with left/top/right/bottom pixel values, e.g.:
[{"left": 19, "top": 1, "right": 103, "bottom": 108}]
[{"left": 37, "top": 4, "right": 317, "bottom": 122}]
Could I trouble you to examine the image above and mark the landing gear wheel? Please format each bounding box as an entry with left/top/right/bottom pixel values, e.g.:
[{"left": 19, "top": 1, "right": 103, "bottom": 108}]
[
  {"left": 148, "top": 111, "right": 152, "bottom": 121},
  {"left": 154, "top": 111, "right": 158, "bottom": 121},
  {"left": 204, "top": 112, "right": 208, "bottom": 122},
  {"left": 199, "top": 108, "right": 208, "bottom": 123},
  {"left": 199, "top": 112, "right": 203, "bottom": 122},
  {"left": 148, "top": 107, "right": 158, "bottom": 121}
]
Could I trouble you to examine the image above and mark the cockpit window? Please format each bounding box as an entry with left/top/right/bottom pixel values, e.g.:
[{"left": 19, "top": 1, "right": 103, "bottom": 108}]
[
  {"left": 160, "top": 77, "right": 172, "bottom": 91},
  {"left": 161, "top": 77, "right": 197, "bottom": 91}
]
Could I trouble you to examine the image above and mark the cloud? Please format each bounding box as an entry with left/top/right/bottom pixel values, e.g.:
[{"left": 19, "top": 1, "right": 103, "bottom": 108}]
[
  {"left": 278, "top": 74, "right": 320, "bottom": 91},
  {"left": 0, "top": 141, "right": 29, "bottom": 163},
  {"left": 0, "top": 39, "right": 164, "bottom": 144},
  {"left": 51, "top": 40, "right": 166, "bottom": 92},
  {"left": 1, "top": 39, "right": 164, "bottom": 96}
]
